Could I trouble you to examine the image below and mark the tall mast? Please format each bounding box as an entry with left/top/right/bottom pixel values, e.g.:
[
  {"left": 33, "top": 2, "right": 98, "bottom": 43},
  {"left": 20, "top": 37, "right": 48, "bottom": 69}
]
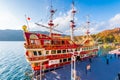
[
  {"left": 70, "top": 1, "right": 77, "bottom": 80},
  {"left": 70, "top": 0, "right": 76, "bottom": 41},
  {"left": 48, "top": 0, "right": 55, "bottom": 37},
  {"left": 86, "top": 15, "right": 90, "bottom": 37}
]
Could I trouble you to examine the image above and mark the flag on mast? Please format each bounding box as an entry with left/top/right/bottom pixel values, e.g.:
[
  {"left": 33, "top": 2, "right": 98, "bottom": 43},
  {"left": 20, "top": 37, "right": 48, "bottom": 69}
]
[
  {"left": 25, "top": 14, "right": 30, "bottom": 31},
  {"left": 27, "top": 17, "right": 31, "bottom": 21}
]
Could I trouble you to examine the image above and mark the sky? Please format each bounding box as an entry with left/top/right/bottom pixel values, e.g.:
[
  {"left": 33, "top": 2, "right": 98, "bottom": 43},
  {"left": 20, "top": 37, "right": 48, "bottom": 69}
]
[{"left": 0, "top": 0, "right": 120, "bottom": 35}]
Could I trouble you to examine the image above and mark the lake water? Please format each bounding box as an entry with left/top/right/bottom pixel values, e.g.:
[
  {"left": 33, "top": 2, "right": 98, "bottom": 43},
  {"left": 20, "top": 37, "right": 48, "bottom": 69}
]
[
  {"left": 0, "top": 42, "right": 120, "bottom": 80},
  {"left": 0, "top": 41, "right": 31, "bottom": 80}
]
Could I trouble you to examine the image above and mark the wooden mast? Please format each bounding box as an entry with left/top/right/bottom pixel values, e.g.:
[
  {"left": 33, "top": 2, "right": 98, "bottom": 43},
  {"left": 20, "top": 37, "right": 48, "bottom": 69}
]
[{"left": 70, "top": 0, "right": 76, "bottom": 41}]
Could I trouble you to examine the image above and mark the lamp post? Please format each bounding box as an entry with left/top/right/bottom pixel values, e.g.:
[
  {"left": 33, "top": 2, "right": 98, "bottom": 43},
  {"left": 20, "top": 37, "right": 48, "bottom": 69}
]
[{"left": 71, "top": 54, "right": 76, "bottom": 80}]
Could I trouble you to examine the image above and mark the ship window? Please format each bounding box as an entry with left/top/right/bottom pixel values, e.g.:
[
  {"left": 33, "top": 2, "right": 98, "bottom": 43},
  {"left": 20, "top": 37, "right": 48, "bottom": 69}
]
[
  {"left": 33, "top": 51, "right": 37, "bottom": 56},
  {"left": 84, "top": 48, "right": 86, "bottom": 50},
  {"left": 68, "top": 58, "right": 71, "bottom": 61},
  {"left": 62, "top": 40, "right": 65, "bottom": 44},
  {"left": 63, "top": 50, "right": 66, "bottom": 53},
  {"left": 60, "top": 59, "right": 62, "bottom": 62},
  {"left": 51, "top": 50, "right": 56, "bottom": 54},
  {"left": 89, "top": 47, "right": 91, "bottom": 49},
  {"left": 46, "top": 51, "right": 49, "bottom": 55},
  {"left": 88, "top": 47, "right": 89, "bottom": 50},
  {"left": 57, "top": 50, "right": 61, "bottom": 53},
  {"left": 75, "top": 49, "right": 77, "bottom": 51},
  {"left": 67, "top": 49, "right": 72, "bottom": 52},
  {"left": 63, "top": 58, "right": 67, "bottom": 62},
  {"left": 44, "top": 40, "right": 50, "bottom": 45},
  {"left": 88, "top": 47, "right": 90, "bottom": 50},
  {"left": 67, "top": 50, "right": 69, "bottom": 52},
  {"left": 31, "top": 40, "right": 35, "bottom": 44},
  {"left": 91, "top": 46, "right": 93, "bottom": 49},
  {"left": 38, "top": 51, "right": 42, "bottom": 55}
]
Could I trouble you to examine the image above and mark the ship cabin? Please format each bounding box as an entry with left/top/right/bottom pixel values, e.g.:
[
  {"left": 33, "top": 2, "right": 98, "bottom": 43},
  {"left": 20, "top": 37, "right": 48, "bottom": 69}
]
[{"left": 23, "top": 32, "right": 80, "bottom": 71}]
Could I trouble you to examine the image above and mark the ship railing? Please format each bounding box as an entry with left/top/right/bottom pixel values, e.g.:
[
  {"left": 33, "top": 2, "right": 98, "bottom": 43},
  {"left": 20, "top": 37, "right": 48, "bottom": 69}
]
[
  {"left": 26, "top": 56, "right": 47, "bottom": 61},
  {"left": 43, "top": 45, "right": 64, "bottom": 49},
  {"left": 65, "top": 44, "right": 77, "bottom": 48},
  {"left": 43, "top": 44, "right": 77, "bottom": 49},
  {"left": 49, "top": 45, "right": 76, "bottom": 49},
  {"left": 24, "top": 44, "right": 42, "bottom": 49}
]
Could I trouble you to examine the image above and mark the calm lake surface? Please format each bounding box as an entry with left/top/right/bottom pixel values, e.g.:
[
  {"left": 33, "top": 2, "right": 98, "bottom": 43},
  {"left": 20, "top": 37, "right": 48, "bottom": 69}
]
[
  {"left": 0, "top": 41, "right": 120, "bottom": 80},
  {"left": 0, "top": 41, "right": 31, "bottom": 80}
]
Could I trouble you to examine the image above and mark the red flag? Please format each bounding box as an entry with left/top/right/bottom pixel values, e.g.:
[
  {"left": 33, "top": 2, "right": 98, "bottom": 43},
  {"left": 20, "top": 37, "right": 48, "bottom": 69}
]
[{"left": 27, "top": 17, "right": 30, "bottom": 20}]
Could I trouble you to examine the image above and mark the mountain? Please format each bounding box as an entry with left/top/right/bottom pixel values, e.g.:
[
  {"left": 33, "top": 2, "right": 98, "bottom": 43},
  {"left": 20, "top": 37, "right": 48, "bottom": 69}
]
[
  {"left": 0, "top": 30, "right": 49, "bottom": 41},
  {"left": 0, "top": 28, "right": 120, "bottom": 41},
  {"left": 95, "top": 28, "right": 120, "bottom": 43},
  {"left": 0, "top": 30, "right": 24, "bottom": 41}
]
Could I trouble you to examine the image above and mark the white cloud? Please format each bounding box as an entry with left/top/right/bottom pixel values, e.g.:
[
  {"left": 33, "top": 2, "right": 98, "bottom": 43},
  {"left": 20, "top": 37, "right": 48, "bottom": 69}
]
[
  {"left": 0, "top": 10, "right": 23, "bottom": 30},
  {"left": 35, "top": 13, "right": 120, "bottom": 35},
  {"left": 28, "top": 9, "right": 74, "bottom": 34},
  {"left": 89, "top": 13, "right": 120, "bottom": 34},
  {"left": 75, "top": 13, "right": 120, "bottom": 35},
  {"left": 53, "top": 10, "right": 72, "bottom": 31},
  {"left": 73, "top": 21, "right": 108, "bottom": 35},
  {"left": 29, "top": 22, "right": 49, "bottom": 32},
  {"left": 109, "top": 13, "right": 120, "bottom": 27}
]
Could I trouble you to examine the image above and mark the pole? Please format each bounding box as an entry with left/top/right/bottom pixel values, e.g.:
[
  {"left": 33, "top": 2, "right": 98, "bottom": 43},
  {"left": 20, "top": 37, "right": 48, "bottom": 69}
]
[
  {"left": 71, "top": 55, "right": 76, "bottom": 80},
  {"left": 40, "top": 62, "right": 42, "bottom": 80},
  {"left": 71, "top": 56, "right": 72, "bottom": 80},
  {"left": 74, "top": 56, "right": 76, "bottom": 80},
  {"left": 71, "top": 27, "right": 74, "bottom": 41},
  {"left": 25, "top": 14, "right": 30, "bottom": 31}
]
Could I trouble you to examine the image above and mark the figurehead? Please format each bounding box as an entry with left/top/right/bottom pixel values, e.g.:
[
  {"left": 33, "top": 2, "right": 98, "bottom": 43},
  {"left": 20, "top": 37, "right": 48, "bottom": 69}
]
[{"left": 22, "top": 25, "right": 28, "bottom": 32}]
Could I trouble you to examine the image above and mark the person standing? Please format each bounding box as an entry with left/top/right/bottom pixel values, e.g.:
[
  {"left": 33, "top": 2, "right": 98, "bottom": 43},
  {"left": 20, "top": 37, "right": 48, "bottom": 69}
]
[
  {"left": 114, "top": 53, "right": 117, "bottom": 58},
  {"left": 89, "top": 58, "right": 92, "bottom": 63},
  {"left": 106, "top": 58, "right": 109, "bottom": 65},
  {"left": 115, "top": 73, "right": 120, "bottom": 80},
  {"left": 118, "top": 73, "right": 120, "bottom": 80},
  {"left": 86, "top": 64, "right": 91, "bottom": 74}
]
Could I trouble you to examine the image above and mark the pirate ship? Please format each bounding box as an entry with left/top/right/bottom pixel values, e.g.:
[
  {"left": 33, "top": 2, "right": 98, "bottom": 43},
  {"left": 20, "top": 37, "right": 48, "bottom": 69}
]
[
  {"left": 22, "top": 1, "right": 99, "bottom": 79},
  {"left": 77, "top": 18, "right": 99, "bottom": 60}
]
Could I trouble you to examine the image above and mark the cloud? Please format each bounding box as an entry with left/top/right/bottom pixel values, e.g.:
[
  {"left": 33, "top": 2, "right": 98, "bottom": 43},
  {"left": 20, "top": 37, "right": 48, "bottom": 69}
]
[
  {"left": 53, "top": 9, "right": 80, "bottom": 35},
  {"left": 0, "top": 10, "right": 23, "bottom": 30},
  {"left": 29, "top": 22, "right": 49, "bottom": 32},
  {"left": 29, "top": 9, "right": 74, "bottom": 34},
  {"left": 74, "top": 20, "right": 108, "bottom": 35},
  {"left": 94, "top": 21, "right": 108, "bottom": 32},
  {"left": 53, "top": 10, "right": 72, "bottom": 32},
  {"left": 89, "top": 13, "right": 120, "bottom": 34},
  {"left": 32, "top": 13, "right": 120, "bottom": 35},
  {"left": 109, "top": 13, "right": 120, "bottom": 27}
]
